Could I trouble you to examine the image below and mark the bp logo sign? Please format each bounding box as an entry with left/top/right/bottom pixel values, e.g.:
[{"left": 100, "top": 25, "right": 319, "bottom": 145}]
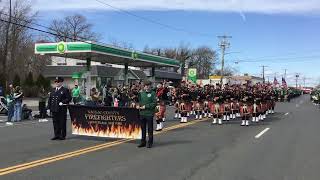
[
  {"left": 131, "top": 51, "right": 138, "bottom": 59},
  {"left": 57, "top": 42, "right": 66, "bottom": 54},
  {"left": 188, "top": 68, "right": 197, "bottom": 83},
  {"left": 188, "top": 69, "right": 197, "bottom": 77}
]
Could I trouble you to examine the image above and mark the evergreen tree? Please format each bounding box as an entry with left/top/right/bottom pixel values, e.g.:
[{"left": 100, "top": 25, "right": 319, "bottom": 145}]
[
  {"left": 24, "top": 72, "right": 34, "bottom": 87},
  {"left": 13, "top": 74, "right": 21, "bottom": 86}
]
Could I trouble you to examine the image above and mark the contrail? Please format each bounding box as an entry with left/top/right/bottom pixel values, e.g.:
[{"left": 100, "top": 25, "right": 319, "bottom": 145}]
[
  {"left": 230, "top": 0, "right": 247, "bottom": 22},
  {"left": 239, "top": 10, "right": 246, "bottom": 22}
]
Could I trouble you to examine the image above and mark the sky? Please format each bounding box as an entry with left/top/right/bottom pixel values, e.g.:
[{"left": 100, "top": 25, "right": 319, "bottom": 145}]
[{"left": 2, "top": 0, "right": 320, "bottom": 86}]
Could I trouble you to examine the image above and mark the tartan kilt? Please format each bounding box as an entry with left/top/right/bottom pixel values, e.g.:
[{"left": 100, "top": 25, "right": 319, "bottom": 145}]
[
  {"left": 194, "top": 102, "right": 203, "bottom": 111},
  {"left": 203, "top": 101, "right": 210, "bottom": 111},
  {"left": 210, "top": 103, "right": 224, "bottom": 115},
  {"left": 155, "top": 105, "right": 166, "bottom": 119},
  {"left": 260, "top": 103, "right": 267, "bottom": 112},
  {"left": 179, "top": 102, "right": 188, "bottom": 113},
  {"left": 252, "top": 103, "right": 261, "bottom": 114},
  {"left": 223, "top": 103, "right": 231, "bottom": 114},
  {"left": 240, "top": 104, "right": 253, "bottom": 116}
]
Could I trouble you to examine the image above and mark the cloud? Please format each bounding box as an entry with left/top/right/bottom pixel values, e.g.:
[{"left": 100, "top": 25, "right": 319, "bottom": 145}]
[{"left": 29, "top": 0, "right": 320, "bottom": 14}]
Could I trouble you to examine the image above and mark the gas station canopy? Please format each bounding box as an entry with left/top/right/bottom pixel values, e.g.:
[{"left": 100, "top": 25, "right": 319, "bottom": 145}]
[{"left": 35, "top": 41, "right": 180, "bottom": 67}]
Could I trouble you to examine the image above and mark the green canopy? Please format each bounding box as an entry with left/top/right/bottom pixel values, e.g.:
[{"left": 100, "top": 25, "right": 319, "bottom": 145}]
[{"left": 35, "top": 41, "right": 180, "bottom": 67}]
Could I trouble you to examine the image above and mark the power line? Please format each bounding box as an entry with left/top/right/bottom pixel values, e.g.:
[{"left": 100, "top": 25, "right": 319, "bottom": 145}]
[
  {"left": 93, "top": 0, "right": 213, "bottom": 37},
  {"left": 0, "top": 11, "right": 106, "bottom": 44},
  {"left": 233, "top": 57, "right": 320, "bottom": 64},
  {"left": 0, "top": 12, "right": 139, "bottom": 52},
  {"left": 234, "top": 54, "right": 320, "bottom": 63},
  {"left": 233, "top": 49, "right": 320, "bottom": 62},
  {"left": 0, "top": 16, "right": 120, "bottom": 58}
]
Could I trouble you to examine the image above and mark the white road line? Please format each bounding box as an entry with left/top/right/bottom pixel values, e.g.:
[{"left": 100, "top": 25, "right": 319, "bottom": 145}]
[
  {"left": 255, "top": 128, "right": 270, "bottom": 139},
  {"left": 284, "top": 112, "right": 289, "bottom": 116}
]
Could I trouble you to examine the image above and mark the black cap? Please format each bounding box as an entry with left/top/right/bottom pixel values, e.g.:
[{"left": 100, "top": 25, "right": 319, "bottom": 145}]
[{"left": 55, "top": 77, "right": 64, "bottom": 83}]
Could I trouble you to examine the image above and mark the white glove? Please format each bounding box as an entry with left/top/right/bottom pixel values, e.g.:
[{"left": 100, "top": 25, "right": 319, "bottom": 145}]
[{"left": 59, "top": 102, "right": 63, "bottom": 106}]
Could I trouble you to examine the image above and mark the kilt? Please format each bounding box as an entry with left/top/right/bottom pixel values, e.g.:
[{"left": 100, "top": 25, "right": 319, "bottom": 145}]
[{"left": 240, "top": 104, "right": 252, "bottom": 116}]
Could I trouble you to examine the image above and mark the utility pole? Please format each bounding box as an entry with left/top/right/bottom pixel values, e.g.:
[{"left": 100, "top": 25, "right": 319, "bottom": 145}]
[
  {"left": 260, "top": 65, "right": 268, "bottom": 84},
  {"left": 295, "top": 73, "right": 299, "bottom": 89},
  {"left": 217, "top": 35, "right": 232, "bottom": 85},
  {"left": 284, "top": 69, "right": 287, "bottom": 79},
  {"left": 3, "top": 0, "right": 12, "bottom": 89},
  {"left": 303, "top": 77, "right": 306, "bottom": 88}
]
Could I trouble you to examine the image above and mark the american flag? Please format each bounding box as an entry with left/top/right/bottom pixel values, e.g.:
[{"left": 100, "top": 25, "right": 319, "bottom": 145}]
[{"left": 282, "top": 77, "right": 287, "bottom": 88}]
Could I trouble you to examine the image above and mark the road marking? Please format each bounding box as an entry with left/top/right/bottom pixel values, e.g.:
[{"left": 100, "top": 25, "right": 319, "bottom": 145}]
[
  {"left": 0, "top": 118, "right": 208, "bottom": 176},
  {"left": 255, "top": 128, "right": 270, "bottom": 139},
  {"left": 284, "top": 112, "right": 289, "bottom": 116}
]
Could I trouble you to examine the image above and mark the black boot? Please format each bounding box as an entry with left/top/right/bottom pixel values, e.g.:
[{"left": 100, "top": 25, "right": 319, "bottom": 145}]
[
  {"left": 51, "top": 137, "right": 59, "bottom": 140},
  {"left": 138, "top": 143, "right": 146, "bottom": 148},
  {"left": 147, "top": 143, "right": 153, "bottom": 148}
]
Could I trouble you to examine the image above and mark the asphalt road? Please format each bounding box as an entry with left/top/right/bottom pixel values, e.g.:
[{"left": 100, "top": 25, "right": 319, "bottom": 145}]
[{"left": 0, "top": 95, "right": 319, "bottom": 180}]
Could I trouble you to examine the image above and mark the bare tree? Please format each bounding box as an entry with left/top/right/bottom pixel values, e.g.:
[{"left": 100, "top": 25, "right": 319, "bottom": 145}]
[
  {"left": 109, "top": 38, "right": 134, "bottom": 50},
  {"left": 164, "top": 48, "right": 177, "bottom": 59},
  {"left": 49, "top": 14, "right": 100, "bottom": 42},
  {"left": 143, "top": 45, "right": 151, "bottom": 53},
  {"left": 176, "top": 44, "right": 192, "bottom": 76},
  {"left": 189, "top": 46, "right": 217, "bottom": 79},
  {"left": 0, "top": 0, "right": 38, "bottom": 84},
  {"left": 213, "top": 66, "right": 238, "bottom": 76}
]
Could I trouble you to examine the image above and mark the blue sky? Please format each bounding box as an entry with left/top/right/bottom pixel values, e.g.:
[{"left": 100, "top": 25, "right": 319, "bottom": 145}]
[{"left": 4, "top": 0, "right": 320, "bottom": 86}]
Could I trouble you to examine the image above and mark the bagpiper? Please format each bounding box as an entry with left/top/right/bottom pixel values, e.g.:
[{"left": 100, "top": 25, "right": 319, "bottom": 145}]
[
  {"left": 179, "top": 83, "right": 189, "bottom": 123},
  {"left": 211, "top": 85, "right": 224, "bottom": 125},
  {"left": 155, "top": 83, "right": 168, "bottom": 131},
  {"left": 240, "top": 88, "right": 253, "bottom": 126},
  {"left": 203, "top": 87, "right": 211, "bottom": 118},
  {"left": 194, "top": 85, "right": 204, "bottom": 119}
]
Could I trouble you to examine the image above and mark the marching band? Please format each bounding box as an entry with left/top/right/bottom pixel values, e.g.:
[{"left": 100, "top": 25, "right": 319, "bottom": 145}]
[{"left": 152, "top": 81, "right": 281, "bottom": 127}]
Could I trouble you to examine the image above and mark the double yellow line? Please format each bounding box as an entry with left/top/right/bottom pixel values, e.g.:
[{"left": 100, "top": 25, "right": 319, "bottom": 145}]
[{"left": 0, "top": 119, "right": 208, "bottom": 176}]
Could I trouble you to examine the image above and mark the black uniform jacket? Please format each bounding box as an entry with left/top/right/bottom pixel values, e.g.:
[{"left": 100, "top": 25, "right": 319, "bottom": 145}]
[{"left": 48, "top": 87, "right": 72, "bottom": 113}]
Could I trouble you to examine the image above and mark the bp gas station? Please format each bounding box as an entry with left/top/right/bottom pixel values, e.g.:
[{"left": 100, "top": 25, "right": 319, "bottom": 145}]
[{"left": 35, "top": 41, "right": 180, "bottom": 99}]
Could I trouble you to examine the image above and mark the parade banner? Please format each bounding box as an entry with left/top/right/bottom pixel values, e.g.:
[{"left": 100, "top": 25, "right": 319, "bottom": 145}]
[
  {"left": 68, "top": 105, "right": 141, "bottom": 139},
  {"left": 188, "top": 68, "right": 197, "bottom": 83}
]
